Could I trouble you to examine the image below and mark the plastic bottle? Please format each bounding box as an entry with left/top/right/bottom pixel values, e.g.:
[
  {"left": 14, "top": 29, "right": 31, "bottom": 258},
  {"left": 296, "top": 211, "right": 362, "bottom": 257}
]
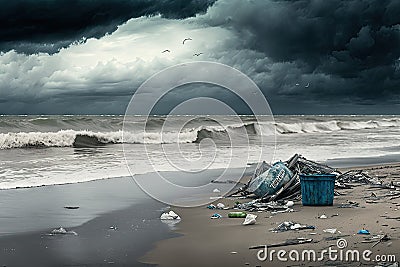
[{"left": 228, "top": 211, "right": 247, "bottom": 218}]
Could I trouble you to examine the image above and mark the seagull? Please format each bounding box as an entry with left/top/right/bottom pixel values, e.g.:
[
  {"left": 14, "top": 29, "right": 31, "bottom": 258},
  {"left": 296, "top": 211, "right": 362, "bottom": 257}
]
[
  {"left": 182, "top": 38, "right": 192, "bottom": 45},
  {"left": 305, "top": 82, "right": 310, "bottom": 88},
  {"left": 161, "top": 49, "right": 170, "bottom": 53},
  {"left": 193, "top": 52, "right": 203, "bottom": 57}
]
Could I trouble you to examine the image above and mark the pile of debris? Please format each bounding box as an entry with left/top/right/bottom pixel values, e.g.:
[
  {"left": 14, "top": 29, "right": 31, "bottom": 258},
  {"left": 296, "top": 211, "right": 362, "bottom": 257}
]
[{"left": 229, "top": 154, "right": 384, "bottom": 203}]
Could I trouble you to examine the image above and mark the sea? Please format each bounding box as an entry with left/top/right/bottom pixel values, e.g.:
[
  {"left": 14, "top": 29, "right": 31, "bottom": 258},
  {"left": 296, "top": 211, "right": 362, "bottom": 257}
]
[{"left": 1, "top": 115, "right": 400, "bottom": 190}]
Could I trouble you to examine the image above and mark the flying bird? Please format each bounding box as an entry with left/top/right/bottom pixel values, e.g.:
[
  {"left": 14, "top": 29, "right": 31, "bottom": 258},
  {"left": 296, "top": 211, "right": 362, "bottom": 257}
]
[
  {"left": 305, "top": 82, "right": 310, "bottom": 88},
  {"left": 193, "top": 52, "right": 203, "bottom": 57},
  {"left": 182, "top": 38, "right": 192, "bottom": 44},
  {"left": 161, "top": 49, "right": 170, "bottom": 53}
]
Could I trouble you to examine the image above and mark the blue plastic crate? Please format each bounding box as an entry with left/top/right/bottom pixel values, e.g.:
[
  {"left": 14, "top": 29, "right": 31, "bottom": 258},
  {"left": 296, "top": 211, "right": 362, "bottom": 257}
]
[{"left": 300, "top": 174, "right": 336, "bottom": 206}]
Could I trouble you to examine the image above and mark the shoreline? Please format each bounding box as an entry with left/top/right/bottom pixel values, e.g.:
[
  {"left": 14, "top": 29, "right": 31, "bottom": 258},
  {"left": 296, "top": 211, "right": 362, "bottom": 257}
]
[
  {"left": 0, "top": 161, "right": 399, "bottom": 266},
  {"left": 0, "top": 200, "right": 176, "bottom": 266},
  {"left": 141, "top": 163, "right": 400, "bottom": 267}
]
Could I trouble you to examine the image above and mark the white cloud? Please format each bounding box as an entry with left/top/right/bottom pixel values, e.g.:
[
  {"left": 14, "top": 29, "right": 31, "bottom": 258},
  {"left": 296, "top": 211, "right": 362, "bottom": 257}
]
[{"left": 0, "top": 1, "right": 277, "bottom": 113}]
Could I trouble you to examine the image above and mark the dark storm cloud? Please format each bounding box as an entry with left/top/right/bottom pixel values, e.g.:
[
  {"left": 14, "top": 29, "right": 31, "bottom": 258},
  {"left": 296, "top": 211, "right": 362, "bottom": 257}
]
[
  {"left": 0, "top": 0, "right": 216, "bottom": 54},
  {"left": 204, "top": 0, "right": 400, "bottom": 105},
  {"left": 1, "top": 0, "right": 400, "bottom": 115}
]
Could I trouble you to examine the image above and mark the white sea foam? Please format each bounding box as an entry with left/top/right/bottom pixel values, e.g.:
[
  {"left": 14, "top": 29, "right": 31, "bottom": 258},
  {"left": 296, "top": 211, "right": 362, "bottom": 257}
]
[{"left": 1, "top": 118, "right": 400, "bottom": 149}]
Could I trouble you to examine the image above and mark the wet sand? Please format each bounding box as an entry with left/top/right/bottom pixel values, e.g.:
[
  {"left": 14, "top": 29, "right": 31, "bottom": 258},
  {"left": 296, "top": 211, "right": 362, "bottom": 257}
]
[
  {"left": 0, "top": 168, "right": 251, "bottom": 266},
  {"left": 0, "top": 164, "right": 398, "bottom": 266},
  {"left": 142, "top": 164, "right": 400, "bottom": 266},
  {"left": 0, "top": 200, "right": 177, "bottom": 267}
]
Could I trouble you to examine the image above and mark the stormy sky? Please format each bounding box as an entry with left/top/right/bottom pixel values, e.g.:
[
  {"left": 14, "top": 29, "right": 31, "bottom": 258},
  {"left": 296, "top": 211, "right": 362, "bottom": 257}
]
[{"left": 1, "top": 0, "right": 400, "bottom": 115}]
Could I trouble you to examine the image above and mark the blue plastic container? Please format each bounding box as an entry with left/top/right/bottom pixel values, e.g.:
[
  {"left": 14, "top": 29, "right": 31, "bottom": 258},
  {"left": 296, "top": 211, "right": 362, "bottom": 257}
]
[{"left": 300, "top": 174, "right": 336, "bottom": 206}]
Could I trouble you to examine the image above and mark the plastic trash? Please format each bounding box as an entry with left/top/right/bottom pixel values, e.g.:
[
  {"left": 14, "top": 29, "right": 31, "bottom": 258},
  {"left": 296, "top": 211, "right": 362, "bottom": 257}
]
[
  {"left": 286, "top": 201, "right": 294, "bottom": 207},
  {"left": 228, "top": 211, "right": 247, "bottom": 218},
  {"left": 50, "top": 227, "right": 78, "bottom": 236},
  {"left": 358, "top": 229, "right": 370, "bottom": 235},
  {"left": 272, "top": 221, "right": 315, "bottom": 232},
  {"left": 213, "top": 188, "right": 221, "bottom": 193},
  {"left": 323, "top": 228, "right": 337, "bottom": 234},
  {"left": 216, "top": 203, "right": 225, "bottom": 209},
  {"left": 211, "top": 213, "right": 222, "bottom": 219},
  {"left": 243, "top": 214, "right": 257, "bottom": 225},
  {"left": 207, "top": 204, "right": 216, "bottom": 209},
  {"left": 319, "top": 214, "right": 327, "bottom": 219},
  {"left": 270, "top": 208, "right": 294, "bottom": 214},
  {"left": 160, "top": 210, "right": 181, "bottom": 220},
  {"left": 64, "top": 206, "right": 79, "bottom": 209},
  {"left": 247, "top": 162, "right": 293, "bottom": 198}
]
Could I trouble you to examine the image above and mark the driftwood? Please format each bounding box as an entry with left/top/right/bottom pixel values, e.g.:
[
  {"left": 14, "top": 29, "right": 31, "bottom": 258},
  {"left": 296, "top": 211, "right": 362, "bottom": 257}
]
[{"left": 249, "top": 238, "right": 313, "bottom": 250}]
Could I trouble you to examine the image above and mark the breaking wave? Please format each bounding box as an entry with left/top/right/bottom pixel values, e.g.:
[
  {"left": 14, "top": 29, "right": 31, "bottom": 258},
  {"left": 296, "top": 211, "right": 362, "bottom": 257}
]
[
  {"left": 274, "top": 118, "right": 400, "bottom": 134},
  {"left": 0, "top": 124, "right": 250, "bottom": 149},
  {"left": 1, "top": 118, "right": 399, "bottom": 149}
]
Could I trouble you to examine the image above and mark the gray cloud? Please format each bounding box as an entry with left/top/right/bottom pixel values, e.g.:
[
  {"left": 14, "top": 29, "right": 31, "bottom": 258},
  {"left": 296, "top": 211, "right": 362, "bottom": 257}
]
[
  {"left": 0, "top": 0, "right": 216, "bottom": 54},
  {"left": 199, "top": 0, "right": 400, "bottom": 105},
  {"left": 0, "top": 0, "right": 400, "bottom": 114}
]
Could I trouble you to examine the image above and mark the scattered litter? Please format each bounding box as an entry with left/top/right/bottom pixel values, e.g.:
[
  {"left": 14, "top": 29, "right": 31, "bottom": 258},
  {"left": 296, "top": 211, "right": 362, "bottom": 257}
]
[
  {"left": 337, "top": 169, "right": 381, "bottom": 185},
  {"left": 211, "top": 213, "right": 222, "bottom": 219},
  {"left": 331, "top": 214, "right": 339, "bottom": 217},
  {"left": 228, "top": 211, "right": 247, "bottom": 218},
  {"left": 270, "top": 208, "right": 294, "bottom": 215},
  {"left": 323, "top": 228, "right": 337, "bottom": 234},
  {"left": 235, "top": 200, "right": 296, "bottom": 213},
  {"left": 109, "top": 226, "right": 117, "bottom": 230},
  {"left": 338, "top": 201, "right": 359, "bottom": 208},
  {"left": 249, "top": 238, "right": 313, "bottom": 250},
  {"left": 357, "top": 229, "right": 370, "bottom": 235},
  {"left": 243, "top": 214, "right": 257, "bottom": 225},
  {"left": 64, "top": 206, "right": 79, "bottom": 210},
  {"left": 324, "top": 235, "right": 350, "bottom": 241},
  {"left": 371, "top": 234, "right": 391, "bottom": 248},
  {"left": 374, "top": 262, "right": 398, "bottom": 267},
  {"left": 230, "top": 251, "right": 237, "bottom": 254},
  {"left": 319, "top": 214, "right": 327, "bottom": 219},
  {"left": 213, "top": 188, "right": 221, "bottom": 193},
  {"left": 286, "top": 200, "right": 294, "bottom": 207},
  {"left": 160, "top": 210, "right": 181, "bottom": 220},
  {"left": 385, "top": 217, "right": 400, "bottom": 221},
  {"left": 216, "top": 203, "right": 227, "bottom": 209},
  {"left": 50, "top": 227, "right": 78, "bottom": 236},
  {"left": 369, "top": 192, "right": 379, "bottom": 199},
  {"left": 271, "top": 221, "right": 315, "bottom": 232},
  {"left": 207, "top": 204, "right": 216, "bottom": 209}
]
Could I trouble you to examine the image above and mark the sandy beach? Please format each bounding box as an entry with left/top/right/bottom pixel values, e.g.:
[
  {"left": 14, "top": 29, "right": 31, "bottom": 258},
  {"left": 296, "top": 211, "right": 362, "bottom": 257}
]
[
  {"left": 142, "top": 164, "right": 400, "bottom": 267},
  {"left": 0, "top": 162, "right": 398, "bottom": 266},
  {"left": 0, "top": 176, "right": 174, "bottom": 267}
]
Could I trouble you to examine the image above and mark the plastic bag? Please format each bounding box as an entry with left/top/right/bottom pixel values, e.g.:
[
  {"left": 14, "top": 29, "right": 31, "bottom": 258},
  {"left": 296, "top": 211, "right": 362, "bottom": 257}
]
[{"left": 248, "top": 161, "right": 293, "bottom": 198}]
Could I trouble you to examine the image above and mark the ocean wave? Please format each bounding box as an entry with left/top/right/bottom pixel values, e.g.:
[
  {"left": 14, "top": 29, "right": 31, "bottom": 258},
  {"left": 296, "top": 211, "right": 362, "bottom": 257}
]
[
  {"left": 274, "top": 119, "right": 400, "bottom": 134},
  {"left": 0, "top": 123, "right": 249, "bottom": 149},
  {"left": 1, "top": 118, "right": 399, "bottom": 149}
]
